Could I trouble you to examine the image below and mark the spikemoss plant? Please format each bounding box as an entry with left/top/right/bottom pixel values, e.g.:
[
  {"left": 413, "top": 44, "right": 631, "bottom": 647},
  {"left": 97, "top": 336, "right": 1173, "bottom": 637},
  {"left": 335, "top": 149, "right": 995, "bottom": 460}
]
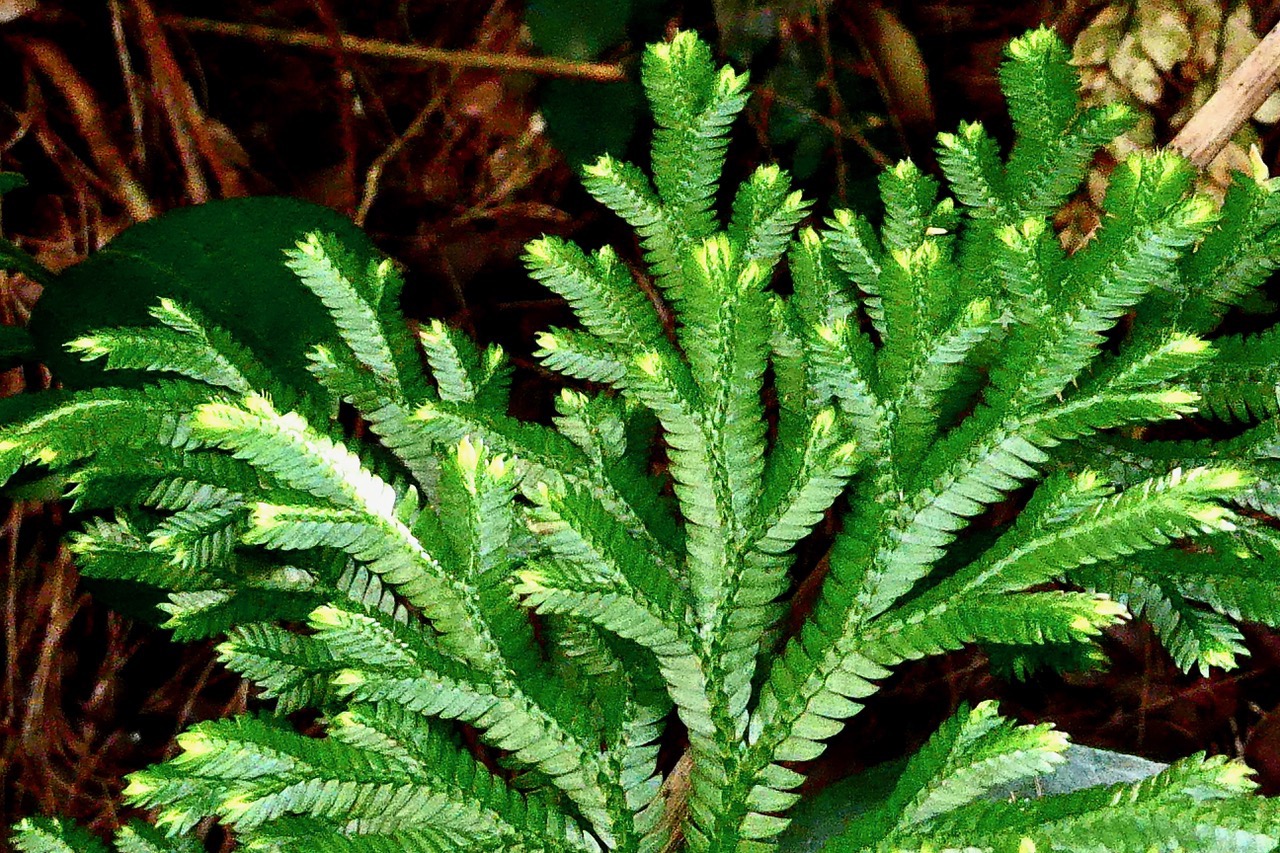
[{"left": 11, "top": 26, "right": 1280, "bottom": 853}]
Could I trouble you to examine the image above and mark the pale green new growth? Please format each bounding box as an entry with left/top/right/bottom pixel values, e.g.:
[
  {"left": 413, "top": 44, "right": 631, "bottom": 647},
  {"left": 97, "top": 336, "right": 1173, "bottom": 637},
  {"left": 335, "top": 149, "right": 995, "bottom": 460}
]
[{"left": 11, "top": 25, "right": 1280, "bottom": 853}]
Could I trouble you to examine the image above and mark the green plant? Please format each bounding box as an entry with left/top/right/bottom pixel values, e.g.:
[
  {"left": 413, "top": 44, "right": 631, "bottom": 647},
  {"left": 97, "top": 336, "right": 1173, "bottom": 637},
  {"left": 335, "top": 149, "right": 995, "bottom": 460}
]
[{"left": 10, "top": 26, "right": 1280, "bottom": 852}]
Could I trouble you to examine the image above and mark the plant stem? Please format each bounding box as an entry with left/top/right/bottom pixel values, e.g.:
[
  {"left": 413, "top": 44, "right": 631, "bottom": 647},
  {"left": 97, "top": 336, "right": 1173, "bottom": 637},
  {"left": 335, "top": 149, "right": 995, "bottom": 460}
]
[{"left": 160, "top": 15, "right": 629, "bottom": 82}]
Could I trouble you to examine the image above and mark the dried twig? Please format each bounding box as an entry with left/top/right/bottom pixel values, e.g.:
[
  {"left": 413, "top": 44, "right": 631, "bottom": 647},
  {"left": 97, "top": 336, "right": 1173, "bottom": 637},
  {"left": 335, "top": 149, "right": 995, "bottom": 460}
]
[
  {"left": 13, "top": 37, "right": 154, "bottom": 220},
  {"left": 131, "top": 0, "right": 247, "bottom": 200},
  {"left": 161, "top": 15, "right": 628, "bottom": 82},
  {"left": 355, "top": 89, "right": 448, "bottom": 227},
  {"left": 108, "top": 0, "right": 147, "bottom": 168},
  {"left": 310, "top": 0, "right": 360, "bottom": 214},
  {"left": 1172, "top": 20, "right": 1280, "bottom": 168}
]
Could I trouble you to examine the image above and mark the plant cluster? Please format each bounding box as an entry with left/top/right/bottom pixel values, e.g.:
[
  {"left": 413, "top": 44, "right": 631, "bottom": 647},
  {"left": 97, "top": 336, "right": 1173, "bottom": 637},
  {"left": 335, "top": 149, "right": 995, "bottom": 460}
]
[{"left": 10, "top": 26, "right": 1280, "bottom": 853}]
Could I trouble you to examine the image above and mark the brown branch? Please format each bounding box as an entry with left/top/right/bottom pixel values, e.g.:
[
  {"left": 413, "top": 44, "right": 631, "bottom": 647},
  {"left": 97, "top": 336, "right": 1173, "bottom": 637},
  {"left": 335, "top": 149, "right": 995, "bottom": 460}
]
[
  {"left": 132, "top": 0, "right": 247, "bottom": 200},
  {"left": 13, "top": 37, "right": 155, "bottom": 220},
  {"left": 354, "top": 89, "right": 448, "bottom": 227},
  {"left": 161, "top": 15, "right": 629, "bottom": 82},
  {"left": 1171, "top": 20, "right": 1280, "bottom": 168},
  {"left": 310, "top": 0, "right": 361, "bottom": 215}
]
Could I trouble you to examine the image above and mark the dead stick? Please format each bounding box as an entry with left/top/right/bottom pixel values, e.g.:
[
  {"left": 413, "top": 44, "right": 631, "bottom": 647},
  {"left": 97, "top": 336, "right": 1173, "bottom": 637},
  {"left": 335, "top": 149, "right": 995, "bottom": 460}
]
[
  {"left": 1171, "top": 20, "right": 1280, "bottom": 168},
  {"left": 14, "top": 37, "right": 155, "bottom": 220},
  {"left": 161, "top": 15, "right": 628, "bottom": 83},
  {"left": 133, "top": 0, "right": 247, "bottom": 199}
]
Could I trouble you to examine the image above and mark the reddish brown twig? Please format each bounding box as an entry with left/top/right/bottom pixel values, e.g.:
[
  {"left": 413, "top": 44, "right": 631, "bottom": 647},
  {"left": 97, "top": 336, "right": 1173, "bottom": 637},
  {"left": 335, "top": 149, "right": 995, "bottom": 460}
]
[
  {"left": 310, "top": 0, "right": 361, "bottom": 214},
  {"left": 131, "top": 0, "right": 247, "bottom": 200},
  {"left": 13, "top": 37, "right": 154, "bottom": 221},
  {"left": 160, "top": 15, "right": 628, "bottom": 82}
]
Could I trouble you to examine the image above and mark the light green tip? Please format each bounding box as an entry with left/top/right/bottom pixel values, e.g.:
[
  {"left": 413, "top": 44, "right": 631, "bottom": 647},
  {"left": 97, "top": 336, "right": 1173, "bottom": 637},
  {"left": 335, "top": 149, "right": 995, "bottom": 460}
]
[
  {"left": 334, "top": 669, "right": 366, "bottom": 688},
  {"left": 1217, "top": 759, "right": 1257, "bottom": 792},
  {"left": 1155, "top": 389, "right": 1198, "bottom": 409},
  {"left": 176, "top": 730, "right": 215, "bottom": 758},
  {"left": 1201, "top": 648, "right": 1240, "bottom": 672},
  {"left": 1194, "top": 466, "right": 1252, "bottom": 494},
  {"left": 122, "top": 774, "right": 155, "bottom": 800},
  {"left": 891, "top": 159, "right": 918, "bottom": 180},
  {"left": 1005, "top": 25, "right": 1062, "bottom": 61},
  {"left": 309, "top": 604, "right": 344, "bottom": 628},
  {"left": 486, "top": 455, "right": 510, "bottom": 479},
  {"left": 635, "top": 351, "right": 663, "bottom": 377},
  {"left": 220, "top": 793, "right": 255, "bottom": 821},
  {"left": 250, "top": 503, "right": 285, "bottom": 529},
  {"left": 65, "top": 335, "right": 101, "bottom": 354},
  {"left": 812, "top": 408, "right": 835, "bottom": 436},
  {"left": 1168, "top": 333, "right": 1210, "bottom": 355},
  {"left": 419, "top": 319, "right": 447, "bottom": 344},
  {"left": 581, "top": 154, "right": 616, "bottom": 179},
  {"left": 816, "top": 321, "right": 844, "bottom": 344},
  {"left": 559, "top": 387, "right": 586, "bottom": 408},
  {"left": 515, "top": 569, "right": 547, "bottom": 591},
  {"left": 456, "top": 435, "right": 480, "bottom": 472}
]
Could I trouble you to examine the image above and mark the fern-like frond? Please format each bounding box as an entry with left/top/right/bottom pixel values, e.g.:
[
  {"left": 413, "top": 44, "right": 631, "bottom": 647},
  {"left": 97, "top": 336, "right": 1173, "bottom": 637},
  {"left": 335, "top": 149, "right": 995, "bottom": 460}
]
[
  {"left": 864, "top": 592, "right": 1127, "bottom": 665},
  {"left": 1093, "top": 331, "right": 1213, "bottom": 394},
  {"left": 936, "top": 122, "right": 1008, "bottom": 225},
  {"left": 1001, "top": 28, "right": 1135, "bottom": 217},
  {"left": 1142, "top": 171, "right": 1280, "bottom": 337},
  {"left": 125, "top": 712, "right": 598, "bottom": 851},
  {"left": 327, "top": 703, "right": 603, "bottom": 851},
  {"left": 304, "top": 345, "right": 438, "bottom": 491},
  {"left": 285, "top": 234, "right": 405, "bottom": 393},
  {"left": 848, "top": 701, "right": 1068, "bottom": 849},
  {"left": 413, "top": 394, "right": 684, "bottom": 563},
  {"left": 644, "top": 31, "right": 749, "bottom": 248},
  {"left": 243, "top": 499, "right": 496, "bottom": 668},
  {"left": 534, "top": 328, "right": 628, "bottom": 384},
  {"left": 581, "top": 155, "right": 685, "bottom": 298},
  {"left": 113, "top": 822, "right": 203, "bottom": 853},
  {"left": 922, "top": 751, "right": 1280, "bottom": 852},
  {"left": 797, "top": 305, "right": 883, "bottom": 450},
  {"left": 524, "top": 238, "right": 670, "bottom": 356},
  {"left": 417, "top": 319, "right": 482, "bottom": 404},
  {"left": 160, "top": 584, "right": 328, "bottom": 642},
  {"left": 69, "top": 515, "right": 219, "bottom": 591},
  {"left": 989, "top": 155, "right": 1218, "bottom": 409},
  {"left": 890, "top": 296, "right": 996, "bottom": 464},
  {"left": 308, "top": 603, "right": 624, "bottom": 844},
  {"left": 911, "top": 466, "right": 1245, "bottom": 607},
  {"left": 217, "top": 623, "right": 344, "bottom": 714},
  {"left": 436, "top": 437, "right": 542, "bottom": 677},
  {"left": 67, "top": 298, "right": 269, "bottom": 394},
  {"left": 552, "top": 389, "right": 627, "bottom": 465},
  {"left": 189, "top": 393, "right": 395, "bottom": 514},
  {"left": 11, "top": 818, "right": 110, "bottom": 853},
  {"left": 1195, "top": 326, "right": 1280, "bottom": 421},
  {"left": 0, "top": 382, "right": 213, "bottom": 485},
  {"left": 528, "top": 481, "right": 688, "bottom": 622},
  {"left": 1075, "top": 566, "right": 1249, "bottom": 675},
  {"left": 728, "top": 164, "right": 810, "bottom": 270}
]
